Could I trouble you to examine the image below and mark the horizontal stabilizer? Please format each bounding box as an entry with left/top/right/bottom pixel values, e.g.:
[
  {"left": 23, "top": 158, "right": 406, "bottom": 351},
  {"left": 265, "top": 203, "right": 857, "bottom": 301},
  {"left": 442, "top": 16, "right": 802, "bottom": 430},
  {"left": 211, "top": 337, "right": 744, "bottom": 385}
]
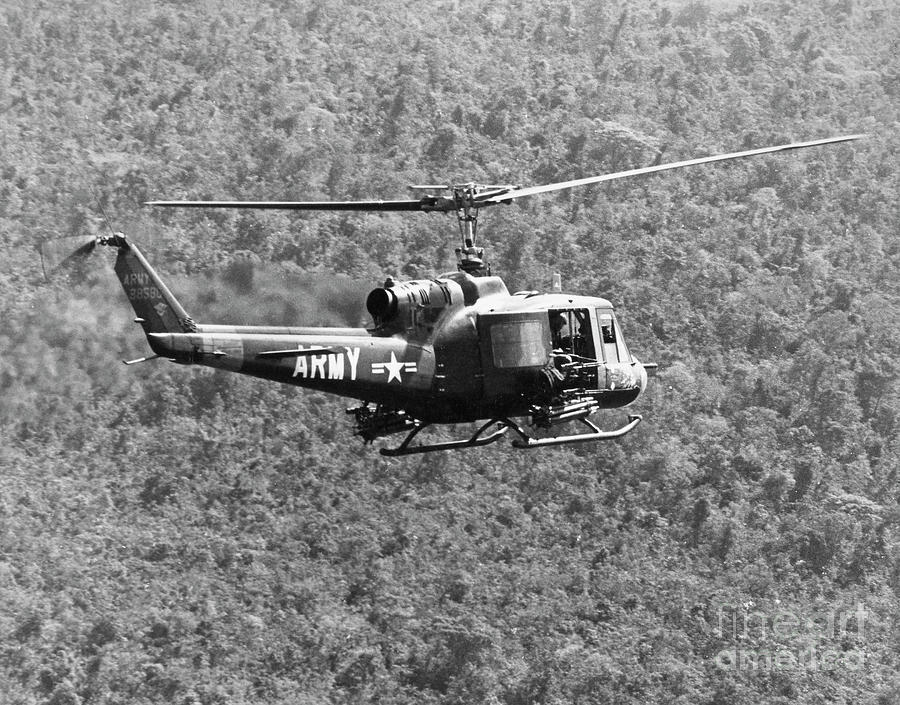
[
  {"left": 122, "top": 354, "right": 163, "bottom": 365},
  {"left": 39, "top": 235, "right": 98, "bottom": 277}
]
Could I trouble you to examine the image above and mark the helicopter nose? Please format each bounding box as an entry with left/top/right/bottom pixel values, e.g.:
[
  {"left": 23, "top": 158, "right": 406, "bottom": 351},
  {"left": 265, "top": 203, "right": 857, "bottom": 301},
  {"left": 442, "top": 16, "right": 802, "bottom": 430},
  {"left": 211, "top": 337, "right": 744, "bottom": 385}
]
[{"left": 632, "top": 356, "right": 650, "bottom": 395}]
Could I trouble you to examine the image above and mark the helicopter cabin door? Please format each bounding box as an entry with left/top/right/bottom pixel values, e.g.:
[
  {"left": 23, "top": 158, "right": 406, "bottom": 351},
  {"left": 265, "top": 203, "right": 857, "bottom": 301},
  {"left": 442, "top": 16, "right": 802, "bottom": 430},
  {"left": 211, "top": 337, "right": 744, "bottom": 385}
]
[{"left": 477, "top": 312, "right": 552, "bottom": 399}]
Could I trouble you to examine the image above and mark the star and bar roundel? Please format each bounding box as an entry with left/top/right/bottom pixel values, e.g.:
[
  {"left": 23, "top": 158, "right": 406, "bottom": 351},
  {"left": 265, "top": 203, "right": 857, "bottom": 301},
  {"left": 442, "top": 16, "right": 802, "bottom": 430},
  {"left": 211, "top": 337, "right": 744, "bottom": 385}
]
[{"left": 371, "top": 351, "right": 418, "bottom": 383}]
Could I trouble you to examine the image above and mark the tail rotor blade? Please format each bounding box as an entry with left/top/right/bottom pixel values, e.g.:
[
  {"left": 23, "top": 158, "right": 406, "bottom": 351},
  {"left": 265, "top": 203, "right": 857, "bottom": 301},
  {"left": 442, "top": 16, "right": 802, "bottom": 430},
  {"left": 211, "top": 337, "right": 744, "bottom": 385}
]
[{"left": 39, "top": 235, "right": 98, "bottom": 278}]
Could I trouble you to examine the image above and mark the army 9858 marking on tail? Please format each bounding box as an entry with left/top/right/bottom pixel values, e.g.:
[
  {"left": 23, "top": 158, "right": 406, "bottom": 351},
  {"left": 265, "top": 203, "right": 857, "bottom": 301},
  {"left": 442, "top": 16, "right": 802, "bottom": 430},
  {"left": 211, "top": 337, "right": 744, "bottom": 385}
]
[{"left": 43, "top": 134, "right": 863, "bottom": 455}]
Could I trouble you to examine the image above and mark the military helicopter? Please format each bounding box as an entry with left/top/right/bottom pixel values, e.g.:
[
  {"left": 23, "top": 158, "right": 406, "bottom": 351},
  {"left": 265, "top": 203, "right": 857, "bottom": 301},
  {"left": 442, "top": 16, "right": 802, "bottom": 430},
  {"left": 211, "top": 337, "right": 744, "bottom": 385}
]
[{"left": 43, "top": 134, "right": 862, "bottom": 455}]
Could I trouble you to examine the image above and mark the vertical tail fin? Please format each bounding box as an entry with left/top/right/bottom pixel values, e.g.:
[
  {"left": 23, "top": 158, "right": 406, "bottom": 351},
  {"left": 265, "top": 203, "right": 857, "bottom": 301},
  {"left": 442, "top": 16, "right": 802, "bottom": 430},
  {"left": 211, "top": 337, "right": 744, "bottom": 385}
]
[{"left": 107, "top": 235, "right": 196, "bottom": 334}]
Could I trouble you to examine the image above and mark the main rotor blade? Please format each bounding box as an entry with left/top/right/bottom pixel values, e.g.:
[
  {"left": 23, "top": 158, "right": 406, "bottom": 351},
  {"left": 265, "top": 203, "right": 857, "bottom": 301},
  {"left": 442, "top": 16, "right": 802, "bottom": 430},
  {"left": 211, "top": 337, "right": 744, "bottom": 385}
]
[
  {"left": 145, "top": 199, "right": 434, "bottom": 212},
  {"left": 482, "top": 134, "right": 866, "bottom": 203}
]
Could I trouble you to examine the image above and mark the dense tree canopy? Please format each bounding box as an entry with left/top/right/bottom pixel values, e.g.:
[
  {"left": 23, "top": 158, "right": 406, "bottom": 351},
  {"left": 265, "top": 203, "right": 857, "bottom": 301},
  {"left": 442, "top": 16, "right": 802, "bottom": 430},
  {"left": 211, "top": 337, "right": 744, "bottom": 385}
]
[{"left": 2, "top": 0, "right": 900, "bottom": 703}]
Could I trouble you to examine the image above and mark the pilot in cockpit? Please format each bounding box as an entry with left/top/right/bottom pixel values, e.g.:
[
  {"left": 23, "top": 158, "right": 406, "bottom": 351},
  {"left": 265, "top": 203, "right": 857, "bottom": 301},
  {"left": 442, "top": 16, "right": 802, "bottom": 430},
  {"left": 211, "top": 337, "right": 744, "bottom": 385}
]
[{"left": 549, "top": 312, "right": 570, "bottom": 351}]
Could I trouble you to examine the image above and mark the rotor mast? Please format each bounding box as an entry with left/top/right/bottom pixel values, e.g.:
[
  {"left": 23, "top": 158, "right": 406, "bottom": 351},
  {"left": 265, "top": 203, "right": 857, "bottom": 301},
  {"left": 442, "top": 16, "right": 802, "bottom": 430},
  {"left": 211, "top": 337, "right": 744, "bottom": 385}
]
[
  {"left": 409, "top": 181, "right": 517, "bottom": 276},
  {"left": 453, "top": 183, "right": 486, "bottom": 276}
]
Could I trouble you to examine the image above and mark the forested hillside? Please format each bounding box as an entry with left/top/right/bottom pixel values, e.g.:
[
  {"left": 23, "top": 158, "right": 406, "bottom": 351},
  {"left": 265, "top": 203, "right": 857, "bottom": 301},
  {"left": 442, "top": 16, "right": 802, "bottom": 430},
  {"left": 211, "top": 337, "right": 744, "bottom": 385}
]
[{"left": 2, "top": 1, "right": 900, "bottom": 703}]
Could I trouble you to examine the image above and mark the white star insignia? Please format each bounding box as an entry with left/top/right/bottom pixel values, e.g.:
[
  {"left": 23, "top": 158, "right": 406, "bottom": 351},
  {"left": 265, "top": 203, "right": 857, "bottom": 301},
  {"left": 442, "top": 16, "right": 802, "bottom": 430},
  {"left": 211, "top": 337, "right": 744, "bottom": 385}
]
[{"left": 383, "top": 351, "right": 405, "bottom": 383}]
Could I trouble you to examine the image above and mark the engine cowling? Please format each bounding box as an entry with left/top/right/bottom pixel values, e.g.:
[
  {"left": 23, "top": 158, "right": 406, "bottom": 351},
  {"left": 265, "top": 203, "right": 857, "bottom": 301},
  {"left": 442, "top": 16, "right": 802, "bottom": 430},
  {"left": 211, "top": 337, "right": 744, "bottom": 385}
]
[{"left": 365, "top": 279, "right": 447, "bottom": 330}]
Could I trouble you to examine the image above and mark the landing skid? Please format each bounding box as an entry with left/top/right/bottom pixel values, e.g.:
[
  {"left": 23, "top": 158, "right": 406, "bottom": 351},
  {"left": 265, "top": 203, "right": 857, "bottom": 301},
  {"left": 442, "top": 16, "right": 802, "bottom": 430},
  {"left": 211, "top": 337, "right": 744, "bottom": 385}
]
[
  {"left": 508, "top": 414, "right": 642, "bottom": 448},
  {"left": 380, "top": 419, "right": 509, "bottom": 457},
  {"left": 378, "top": 414, "right": 642, "bottom": 456}
]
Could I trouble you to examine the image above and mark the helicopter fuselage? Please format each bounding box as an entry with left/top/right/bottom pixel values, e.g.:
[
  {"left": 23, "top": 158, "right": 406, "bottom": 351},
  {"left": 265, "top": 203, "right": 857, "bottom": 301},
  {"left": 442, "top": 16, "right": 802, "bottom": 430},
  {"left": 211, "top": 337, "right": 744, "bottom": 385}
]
[{"left": 145, "top": 267, "right": 648, "bottom": 424}]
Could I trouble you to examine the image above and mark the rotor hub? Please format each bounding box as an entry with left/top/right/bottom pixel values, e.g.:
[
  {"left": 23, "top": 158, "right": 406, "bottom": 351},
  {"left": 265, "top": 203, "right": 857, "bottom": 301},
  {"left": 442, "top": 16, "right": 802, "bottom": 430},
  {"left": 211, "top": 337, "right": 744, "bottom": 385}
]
[{"left": 410, "top": 182, "right": 516, "bottom": 277}]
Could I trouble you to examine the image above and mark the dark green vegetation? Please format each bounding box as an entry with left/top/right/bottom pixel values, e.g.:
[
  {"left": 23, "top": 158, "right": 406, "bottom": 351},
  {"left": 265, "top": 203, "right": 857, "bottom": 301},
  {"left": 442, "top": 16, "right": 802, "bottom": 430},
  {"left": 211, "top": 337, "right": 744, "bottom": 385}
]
[{"left": 2, "top": 0, "right": 900, "bottom": 702}]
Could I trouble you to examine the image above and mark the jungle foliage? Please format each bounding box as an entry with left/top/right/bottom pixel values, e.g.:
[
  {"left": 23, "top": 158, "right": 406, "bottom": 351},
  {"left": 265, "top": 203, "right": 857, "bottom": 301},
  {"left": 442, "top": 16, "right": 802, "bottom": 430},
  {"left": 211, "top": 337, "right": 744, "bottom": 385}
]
[{"left": 2, "top": 0, "right": 900, "bottom": 703}]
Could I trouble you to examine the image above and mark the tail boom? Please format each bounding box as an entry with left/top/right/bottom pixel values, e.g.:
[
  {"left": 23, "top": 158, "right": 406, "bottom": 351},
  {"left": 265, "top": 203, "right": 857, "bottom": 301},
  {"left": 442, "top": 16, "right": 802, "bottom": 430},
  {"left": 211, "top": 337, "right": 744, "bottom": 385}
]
[{"left": 146, "top": 330, "right": 436, "bottom": 404}]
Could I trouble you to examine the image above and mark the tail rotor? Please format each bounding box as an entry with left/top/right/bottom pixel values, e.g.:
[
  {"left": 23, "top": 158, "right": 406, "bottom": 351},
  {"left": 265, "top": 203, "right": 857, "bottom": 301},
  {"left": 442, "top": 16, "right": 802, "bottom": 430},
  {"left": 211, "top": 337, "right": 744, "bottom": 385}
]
[{"left": 39, "top": 234, "right": 99, "bottom": 278}]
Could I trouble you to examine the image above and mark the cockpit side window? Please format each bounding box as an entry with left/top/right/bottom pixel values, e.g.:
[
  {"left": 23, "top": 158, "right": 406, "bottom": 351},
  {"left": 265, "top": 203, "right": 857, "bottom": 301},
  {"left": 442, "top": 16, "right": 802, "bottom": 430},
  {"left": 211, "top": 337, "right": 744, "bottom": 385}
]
[
  {"left": 597, "top": 310, "right": 619, "bottom": 363},
  {"left": 613, "top": 317, "right": 630, "bottom": 362},
  {"left": 596, "top": 309, "right": 631, "bottom": 363}
]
